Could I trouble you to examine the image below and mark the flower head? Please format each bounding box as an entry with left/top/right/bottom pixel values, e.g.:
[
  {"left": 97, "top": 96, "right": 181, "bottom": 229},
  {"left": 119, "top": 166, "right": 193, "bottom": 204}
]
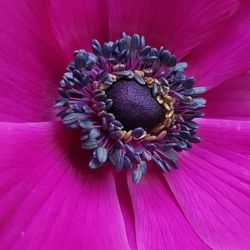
[
  {"left": 55, "top": 33, "right": 206, "bottom": 182},
  {"left": 0, "top": 0, "right": 250, "bottom": 249}
]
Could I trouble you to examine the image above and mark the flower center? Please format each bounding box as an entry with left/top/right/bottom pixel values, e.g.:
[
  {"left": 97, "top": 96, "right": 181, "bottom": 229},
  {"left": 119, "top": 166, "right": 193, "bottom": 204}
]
[
  {"left": 107, "top": 80, "right": 162, "bottom": 131},
  {"left": 54, "top": 33, "right": 206, "bottom": 183}
]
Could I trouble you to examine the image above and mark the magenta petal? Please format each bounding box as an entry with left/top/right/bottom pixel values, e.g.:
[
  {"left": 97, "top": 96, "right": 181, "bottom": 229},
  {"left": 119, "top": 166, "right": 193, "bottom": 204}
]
[
  {"left": 128, "top": 171, "right": 209, "bottom": 250},
  {"left": 0, "top": 122, "right": 130, "bottom": 250},
  {"left": 0, "top": 1, "right": 67, "bottom": 122},
  {"left": 187, "top": 8, "right": 250, "bottom": 89},
  {"left": 166, "top": 119, "right": 250, "bottom": 249},
  {"left": 49, "top": 0, "right": 109, "bottom": 58},
  {"left": 204, "top": 74, "right": 250, "bottom": 120},
  {"left": 108, "top": 0, "right": 238, "bottom": 58},
  {"left": 198, "top": 118, "right": 250, "bottom": 155}
]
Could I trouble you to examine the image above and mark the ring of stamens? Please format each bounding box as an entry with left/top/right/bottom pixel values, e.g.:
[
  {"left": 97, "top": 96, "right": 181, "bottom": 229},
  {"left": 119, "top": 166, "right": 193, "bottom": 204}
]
[
  {"left": 94, "top": 69, "right": 175, "bottom": 142},
  {"left": 55, "top": 33, "right": 206, "bottom": 183}
]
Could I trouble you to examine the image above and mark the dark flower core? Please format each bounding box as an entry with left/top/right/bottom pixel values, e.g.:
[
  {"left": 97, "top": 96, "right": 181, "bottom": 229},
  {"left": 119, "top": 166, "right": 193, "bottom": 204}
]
[
  {"left": 107, "top": 80, "right": 162, "bottom": 131},
  {"left": 54, "top": 33, "right": 206, "bottom": 183}
]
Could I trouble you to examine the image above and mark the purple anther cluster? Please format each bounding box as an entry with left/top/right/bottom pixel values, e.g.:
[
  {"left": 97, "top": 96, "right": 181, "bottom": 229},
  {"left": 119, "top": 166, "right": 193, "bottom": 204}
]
[{"left": 55, "top": 33, "right": 206, "bottom": 182}]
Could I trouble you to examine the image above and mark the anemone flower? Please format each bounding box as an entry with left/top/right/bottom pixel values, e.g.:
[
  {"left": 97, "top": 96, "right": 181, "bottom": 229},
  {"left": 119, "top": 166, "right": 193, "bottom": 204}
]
[{"left": 0, "top": 0, "right": 250, "bottom": 249}]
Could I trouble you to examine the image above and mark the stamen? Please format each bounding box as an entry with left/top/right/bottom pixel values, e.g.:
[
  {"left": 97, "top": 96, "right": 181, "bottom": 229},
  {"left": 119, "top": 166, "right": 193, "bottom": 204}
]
[{"left": 54, "top": 33, "right": 206, "bottom": 183}]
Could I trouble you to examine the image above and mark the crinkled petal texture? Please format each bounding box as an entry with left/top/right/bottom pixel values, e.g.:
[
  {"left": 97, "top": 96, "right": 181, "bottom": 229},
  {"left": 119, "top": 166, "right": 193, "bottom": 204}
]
[
  {"left": 1, "top": 0, "right": 250, "bottom": 249},
  {"left": 166, "top": 119, "right": 250, "bottom": 250},
  {"left": 0, "top": 122, "right": 130, "bottom": 250}
]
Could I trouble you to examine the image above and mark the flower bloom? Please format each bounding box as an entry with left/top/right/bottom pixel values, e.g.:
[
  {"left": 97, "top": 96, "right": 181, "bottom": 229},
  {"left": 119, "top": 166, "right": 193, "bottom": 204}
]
[
  {"left": 55, "top": 32, "right": 206, "bottom": 182},
  {"left": 0, "top": 0, "right": 250, "bottom": 249}
]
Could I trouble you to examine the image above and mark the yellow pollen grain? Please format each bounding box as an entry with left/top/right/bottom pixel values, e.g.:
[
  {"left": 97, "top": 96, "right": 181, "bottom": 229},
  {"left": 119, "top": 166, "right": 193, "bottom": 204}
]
[
  {"left": 163, "top": 102, "right": 171, "bottom": 111},
  {"left": 145, "top": 77, "right": 154, "bottom": 84},
  {"left": 124, "top": 135, "right": 133, "bottom": 143},
  {"left": 109, "top": 74, "right": 117, "bottom": 82},
  {"left": 120, "top": 130, "right": 127, "bottom": 139},
  {"left": 134, "top": 70, "right": 144, "bottom": 77},
  {"left": 123, "top": 130, "right": 132, "bottom": 140},
  {"left": 165, "top": 96, "right": 173, "bottom": 102},
  {"left": 144, "top": 135, "right": 157, "bottom": 141},
  {"left": 156, "top": 95, "right": 164, "bottom": 104},
  {"left": 163, "top": 118, "right": 172, "bottom": 127},
  {"left": 99, "top": 84, "right": 108, "bottom": 91},
  {"left": 157, "top": 130, "right": 167, "bottom": 140},
  {"left": 152, "top": 124, "right": 165, "bottom": 133},
  {"left": 165, "top": 110, "right": 174, "bottom": 118}
]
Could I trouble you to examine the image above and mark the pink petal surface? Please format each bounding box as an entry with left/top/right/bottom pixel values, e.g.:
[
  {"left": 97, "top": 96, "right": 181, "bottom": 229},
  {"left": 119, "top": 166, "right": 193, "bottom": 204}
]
[
  {"left": 166, "top": 119, "right": 250, "bottom": 250},
  {"left": 204, "top": 74, "right": 250, "bottom": 120},
  {"left": 115, "top": 174, "right": 137, "bottom": 250},
  {"left": 0, "top": 0, "right": 67, "bottom": 122},
  {"left": 186, "top": 7, "right": 250, "bottom": 90},
  {"left": 0, "top": 122, "right": 130, "bottom": 250},
  {"left": 198, "top": 118, "right": 250, "bottom": 155},
  {"left": 48, "top": 0, "right": 110, "bottom": 59},
  {"left": 127, "top": 170, "right": 210, "bottom": 250},
  {"left": 108, "top": 0, "right": 238, "bottom": 58}
]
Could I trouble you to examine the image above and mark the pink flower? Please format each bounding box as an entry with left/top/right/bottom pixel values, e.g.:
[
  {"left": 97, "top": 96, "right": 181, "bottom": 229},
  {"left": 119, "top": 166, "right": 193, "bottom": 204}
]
[{"left": 0, "top": 0, "right": 250, "bottom": 249}]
